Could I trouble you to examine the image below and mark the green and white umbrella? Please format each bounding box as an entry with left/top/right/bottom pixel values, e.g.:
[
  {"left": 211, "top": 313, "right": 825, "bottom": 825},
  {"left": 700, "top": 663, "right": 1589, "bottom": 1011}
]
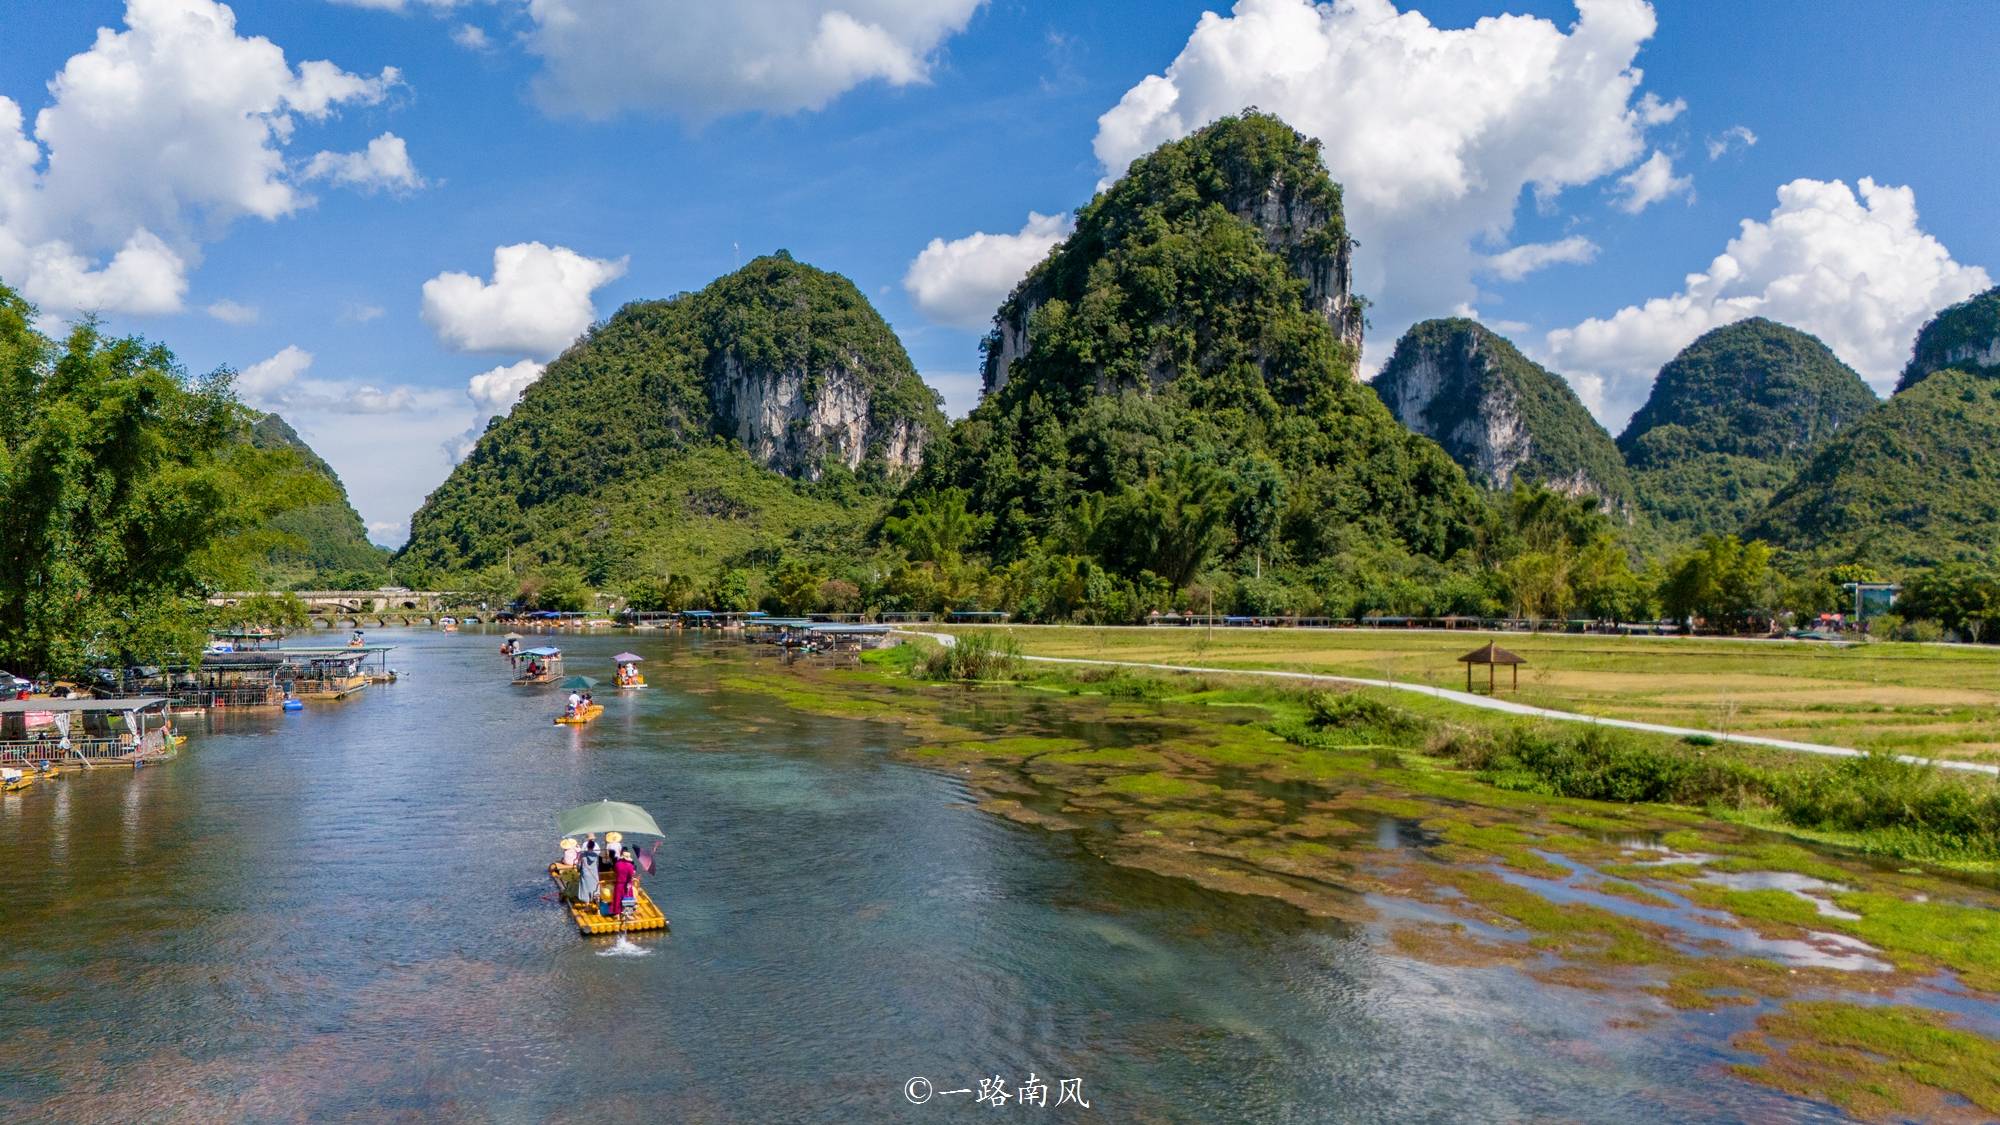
[
  {"left": 557, "top": 800, "right": 664, "bottom": 838},
  {"left": 558, "top": 674, "right": 598, "bottom": 690}
]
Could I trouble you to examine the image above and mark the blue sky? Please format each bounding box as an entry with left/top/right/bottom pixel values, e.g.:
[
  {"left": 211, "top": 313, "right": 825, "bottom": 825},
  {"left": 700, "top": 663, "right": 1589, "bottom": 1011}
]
[{"left": 1, "top": 0, "right": 1995, "bottom": 545}]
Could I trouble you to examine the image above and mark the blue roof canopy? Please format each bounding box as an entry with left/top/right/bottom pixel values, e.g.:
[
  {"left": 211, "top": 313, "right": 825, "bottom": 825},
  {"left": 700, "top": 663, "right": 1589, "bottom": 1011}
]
[{"left": 523, "top": 646, "right": 562, "bottom": 657}]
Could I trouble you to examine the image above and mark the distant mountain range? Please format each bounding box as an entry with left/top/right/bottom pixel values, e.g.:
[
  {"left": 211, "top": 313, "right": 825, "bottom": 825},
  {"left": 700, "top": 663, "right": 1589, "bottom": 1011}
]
[{"left": 306, "top": 108, "right": 1995, "bottom": 597}]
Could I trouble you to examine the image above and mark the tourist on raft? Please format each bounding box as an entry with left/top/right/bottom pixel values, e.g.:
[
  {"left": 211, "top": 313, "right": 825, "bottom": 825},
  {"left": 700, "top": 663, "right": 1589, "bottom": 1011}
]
[
  {"left": 576, "top": 836, "right": 600, "bottom": 905},
  {"left": 610, "top": 846, "right": 637, "bottom": 918}
]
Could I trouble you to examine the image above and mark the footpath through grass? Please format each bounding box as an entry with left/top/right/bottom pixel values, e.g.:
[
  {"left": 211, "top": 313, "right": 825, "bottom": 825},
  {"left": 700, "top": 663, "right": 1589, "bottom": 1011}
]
[{"left": 940, "top": 624, "right": 2000, "bottom": 763}]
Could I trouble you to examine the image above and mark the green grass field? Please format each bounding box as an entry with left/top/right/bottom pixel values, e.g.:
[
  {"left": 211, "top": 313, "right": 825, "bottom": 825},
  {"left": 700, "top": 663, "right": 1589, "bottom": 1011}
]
[{"left": 939, "top": 625, "right": 2000, "bottom": 762}]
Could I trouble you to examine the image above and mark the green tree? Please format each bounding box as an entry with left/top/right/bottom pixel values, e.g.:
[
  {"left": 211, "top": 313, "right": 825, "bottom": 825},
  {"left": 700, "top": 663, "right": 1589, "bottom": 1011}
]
[
  {"left": 766, "top": 560, "right": 827, "bottom": 615},
  {"left": 0, "top": 304, "right": 331, "bottom": 673},
  {"left": 882, "top": 489, "right": 990, "bottom": 568},
  {"left": 221, "top": 592, "right": 310, "bottom": 632},
  {"left": 1900, "top": 564, "right": 2000, "bottom": 641},
  {"left": 519, "top": 566, "right": 591, "bottom": 612},
  {"left": 706, "top": 568, "right": 753, "bottom": 612},
  {"left": 1102, "top": 454, "right": 1233, "bottom": 588},
  {"left": 1659, "top": 535, "right": 1778, "bottom": 633}
]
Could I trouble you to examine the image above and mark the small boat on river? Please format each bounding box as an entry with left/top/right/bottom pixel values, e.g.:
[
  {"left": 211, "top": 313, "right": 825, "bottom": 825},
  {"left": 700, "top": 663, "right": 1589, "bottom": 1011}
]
[
  {"left": 613, "top": 653, "right": 645, "bottom": 689},
  {"left": 554, "top": 675, "right": 600, "bottom": 724},
  {"left": 547, "top": 800, "right": 669, "bottom": 936},
  {"left": 555, "top": 703, "right": 604, "bottom": 726},
  {"left": 513, "top": 647, "right": 563, "bottom": 686}
]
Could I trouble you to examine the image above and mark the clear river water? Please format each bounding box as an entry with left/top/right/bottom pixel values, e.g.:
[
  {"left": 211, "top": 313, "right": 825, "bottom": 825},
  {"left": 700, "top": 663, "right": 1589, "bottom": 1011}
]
[{"left": 0, "top": 629, "right": 1846, "bottom": 1122}]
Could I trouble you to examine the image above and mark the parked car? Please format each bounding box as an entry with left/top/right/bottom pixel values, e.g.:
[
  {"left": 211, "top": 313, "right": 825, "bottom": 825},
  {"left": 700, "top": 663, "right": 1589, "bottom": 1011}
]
[{"left": 0, "top": 671, "right": 31, "bottom": 697}]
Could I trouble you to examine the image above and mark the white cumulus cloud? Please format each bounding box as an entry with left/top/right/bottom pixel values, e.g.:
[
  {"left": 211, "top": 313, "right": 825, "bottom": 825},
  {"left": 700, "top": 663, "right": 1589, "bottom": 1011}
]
[
  {"left": 447, "top": 358, "right": 546, "bottom": 462},
  {"left": 1545, "top": 176, "right": 1993, "bottom": 425},
  {"left": 1091, "top": 0, "right": 1681, "bottom": 362},
  {"left": 330, "top": 0, "right": 464, "bottom": 10},
  {"left": 452, "top": 24, "right": 492, "bottom": 50},
  {"left": 205, "top": 297, "right": 258, "bottom": 324},
  {"left": 521, "top": 0, "right": 986, "bottom": 121},
  {"left": 421, "top": 241, "right": 627, "bottom": 358},
  {"left": 301, "top": 132, "right": 427, "bottom": 193},
  {"left": 1707, "top": 124, "right": 1757, "bottom": 161},
  {"left": 238, "top": 344, "right": 315, "bottom": 399},
  {"left": 903, "top": 211, "right": 1071, "bottom": 330},
  {"left": 1480, "top": 235, "right": 1599, "bottom": 281},
  {"left": 1612, "top": 149, "right": 1692, "bottom": 213},
  {"left": 0, "top": 0, "right": 408, "bottom": 315}
]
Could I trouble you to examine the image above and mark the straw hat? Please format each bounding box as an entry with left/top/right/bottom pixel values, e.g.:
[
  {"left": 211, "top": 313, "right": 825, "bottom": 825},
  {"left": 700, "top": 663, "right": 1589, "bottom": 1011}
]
[
  {"left": 559, "top": 837, "right": 578, "bottom": 850},
  {"left": 604, "top": 831, "right": 624, "bottom": 845}
]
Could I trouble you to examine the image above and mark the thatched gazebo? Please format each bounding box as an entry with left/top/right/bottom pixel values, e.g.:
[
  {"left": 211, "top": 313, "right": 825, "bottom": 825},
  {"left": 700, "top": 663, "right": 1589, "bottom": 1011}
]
[{"left": 1458, "top": 641, "right": 1525, "bottom": 694}]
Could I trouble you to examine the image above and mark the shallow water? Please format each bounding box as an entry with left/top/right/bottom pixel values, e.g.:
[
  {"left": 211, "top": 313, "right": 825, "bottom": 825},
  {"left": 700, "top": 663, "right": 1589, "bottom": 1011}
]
[{"left": 0, "top": 630, "right": 1843, "bottom": 1122}]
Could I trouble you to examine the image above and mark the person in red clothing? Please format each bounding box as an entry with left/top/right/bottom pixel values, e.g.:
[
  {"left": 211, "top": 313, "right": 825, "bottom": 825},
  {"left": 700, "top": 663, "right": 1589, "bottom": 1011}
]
[{"left": 610, "top": 847, "right": 637, "bottom": 918}]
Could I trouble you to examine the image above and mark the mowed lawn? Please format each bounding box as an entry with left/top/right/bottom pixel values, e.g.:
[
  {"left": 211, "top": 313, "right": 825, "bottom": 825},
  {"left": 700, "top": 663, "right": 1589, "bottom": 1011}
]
[{"left": 942, "top": 625, "right": 2000, "bottom": 762}]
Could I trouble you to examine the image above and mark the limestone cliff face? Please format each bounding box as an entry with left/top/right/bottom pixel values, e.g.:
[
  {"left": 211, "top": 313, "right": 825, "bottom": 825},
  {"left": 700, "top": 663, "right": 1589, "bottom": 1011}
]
[
  {"left": 1374, "top": 319, "right": 1632, "bottom": 509},
  {"left": 1897, "top": 286, "right": 2000, "bottom": 392},
  {"left": 980, "top": 119, "right": 1362, "bottom": 398},
  {"left": 709, "top": 350, "right": 926, "bottom": 481},
  {"left": 1228, "top": 179, "right": 1364, "bottom": 353}
]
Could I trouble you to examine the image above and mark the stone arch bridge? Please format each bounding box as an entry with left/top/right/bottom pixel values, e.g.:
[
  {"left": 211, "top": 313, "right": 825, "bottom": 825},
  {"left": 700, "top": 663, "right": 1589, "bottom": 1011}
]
[{"left": 210, "top": 589, "right": 478, "bottom": 628}]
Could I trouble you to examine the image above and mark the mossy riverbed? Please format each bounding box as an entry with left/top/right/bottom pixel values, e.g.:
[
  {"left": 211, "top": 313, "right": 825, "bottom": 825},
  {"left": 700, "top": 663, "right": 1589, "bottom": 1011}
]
[{"left": 717, "top": 648, "right": 2000, "bottom": 1121}]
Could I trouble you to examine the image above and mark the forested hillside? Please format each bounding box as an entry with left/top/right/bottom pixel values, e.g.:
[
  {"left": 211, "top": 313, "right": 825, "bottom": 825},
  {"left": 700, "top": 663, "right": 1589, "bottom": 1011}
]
[
  {"left": 906, "top": 112, "right": 1488, "bottom": 618},
  {"left": 1752, "top": 292, "right": 2000, "bottom": 570},
  {"left": 245, "top": 412, "right": 391, "bottom": 586},
  {"left": 1373, "top": 318, "right": 1633, "bottom": 511},
  {"left": 396, "top": 253, "right": 944, "bottom": 600},
  {"left": 1618, "top": 319, "right": 1878, "bottom": 545},
  {"left": 1896, "top": 286, "right": 2000, "bottom": 391}
]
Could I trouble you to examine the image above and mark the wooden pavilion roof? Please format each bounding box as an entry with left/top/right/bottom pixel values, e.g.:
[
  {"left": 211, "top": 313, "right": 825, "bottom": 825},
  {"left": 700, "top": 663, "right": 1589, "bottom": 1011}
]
[{"left": 1457, "top": 641, "right": 1526, "bottom": 666}]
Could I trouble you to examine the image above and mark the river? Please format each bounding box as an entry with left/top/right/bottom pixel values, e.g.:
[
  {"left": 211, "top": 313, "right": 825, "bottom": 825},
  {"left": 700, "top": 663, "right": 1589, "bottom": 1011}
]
[{"left": 0, "top": 629, "right": 1842, "bottom": 1122}]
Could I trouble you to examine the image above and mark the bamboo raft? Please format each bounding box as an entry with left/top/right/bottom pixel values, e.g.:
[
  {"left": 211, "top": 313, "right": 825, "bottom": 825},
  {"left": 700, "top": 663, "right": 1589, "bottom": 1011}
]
[
  {"left": 548, "top": 863, "right": 669, "bottom": 935},
  {"left": 554, "top": 704, "right": 605, "bottom": 726}
]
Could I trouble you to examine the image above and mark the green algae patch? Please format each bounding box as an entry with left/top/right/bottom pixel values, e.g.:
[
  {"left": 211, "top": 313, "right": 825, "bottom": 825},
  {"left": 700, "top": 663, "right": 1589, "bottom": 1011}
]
[
  {"left": 1830, "top": 890, "right": 2000, "bottom": 992},
  {"left": 1146, "top": 810, "right": 1275, "bottom": 834},
  {"left": 1648, "top": 962, "right": 1791, "bottom": 1011},
  {"left": 1550, "top": 810, "right": 1640, "bottom": 833},
  {"left": 1387, "top": 922, "right": 1528, "bottom": 967},
  {"left": 967, "top": 736, "right": 1090, "bottom": 758},
  {"left": 1103, "top": 774, "right": 1221, "bottom": 800},
  {"left": 1038, "top": 746, "right": 1171, "bottom": 770},
  {"left": 1440, "top": 870, "right": 1674, "bottom": 966},
  {"left": 1595, "top": 880, "right": 1676, "bottom": 909},
  {"left": 1703, "top": 841, "right": 1854, "bottom": 884},
  {"left": 1331, "top": 793, "right": 1434, "bottom": 820},
  {"left": 1734, "top": 1001, "right": 2000, "bottom": 1121}
]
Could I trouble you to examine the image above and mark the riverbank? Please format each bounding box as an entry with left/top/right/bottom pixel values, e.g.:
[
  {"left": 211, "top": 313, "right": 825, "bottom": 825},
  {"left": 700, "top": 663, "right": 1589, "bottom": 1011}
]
[
  {"left": 724, "top": 644, "right": 2000, "bottom": 1121},
  {"left": 929, "top": 624, "right": 2000, "bottom": 764}
]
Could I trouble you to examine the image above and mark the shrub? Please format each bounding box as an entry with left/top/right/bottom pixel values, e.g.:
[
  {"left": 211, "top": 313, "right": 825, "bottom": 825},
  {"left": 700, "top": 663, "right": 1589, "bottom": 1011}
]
[
  {"left": 919, "top": 632, "right": 1022, "bottom": 682},
  {"left": 1896, "top": 618, "right": 1946, "bottom": 643},
  {"left": 1475, "top": 725, "right": 1766, "bottom": 806},
  {"left": 1306, "top": 691, "right": 1428, "bottom": 738},
  {"left": 1772, "top": 752, "right": 2000, "bottom": 855}
]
